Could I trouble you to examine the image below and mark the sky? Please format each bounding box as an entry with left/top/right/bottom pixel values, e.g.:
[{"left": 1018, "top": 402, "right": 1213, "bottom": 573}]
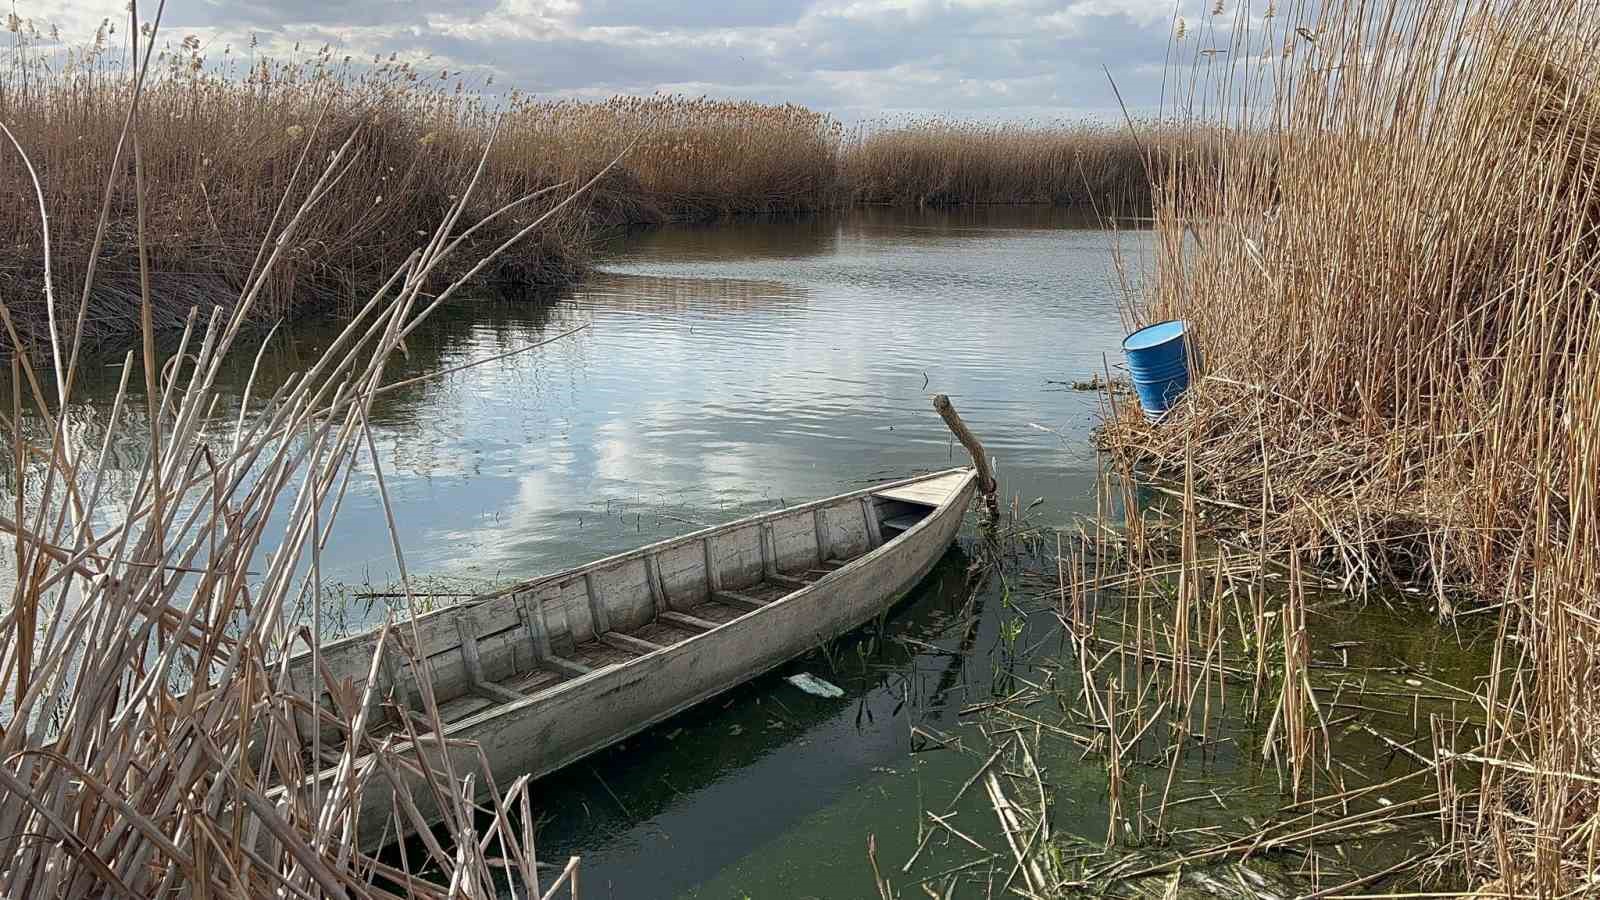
[{"left": 17, "top": 0, "right": 1274, "bottom": 121}]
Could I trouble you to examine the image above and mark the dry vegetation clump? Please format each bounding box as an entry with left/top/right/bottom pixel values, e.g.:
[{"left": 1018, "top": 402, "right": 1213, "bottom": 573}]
[
  {"left": 0, "top": 33, "right": 845, "bottom": 354},
  {"left": 1106, "top": 0, "right": 1600, "bottom": 892},
  {"left": 0, "top": 38, "right": 592, "bottom": 353},
  {"left": 843, "top": 117, "right": 1183, "bottom": 210},
  {"left": 499, "top": 95, "right": 845, "bottom": 220},
  {"left": 0, "top": 12, "right": 597, "bottom": 896}
]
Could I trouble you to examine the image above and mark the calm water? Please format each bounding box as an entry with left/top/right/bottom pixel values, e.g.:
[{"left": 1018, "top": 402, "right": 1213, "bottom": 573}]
[{"left": 2, "top": 207, "right": 1485, "bottom": 896}]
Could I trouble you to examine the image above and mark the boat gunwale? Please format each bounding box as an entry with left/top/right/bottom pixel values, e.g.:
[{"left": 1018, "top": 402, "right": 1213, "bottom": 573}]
[
  {"left": 299, "top": 466, "right": 973, "bottom": 663},
  {"left": 305, "top": 467, "right": 978, "bottom": 769}
]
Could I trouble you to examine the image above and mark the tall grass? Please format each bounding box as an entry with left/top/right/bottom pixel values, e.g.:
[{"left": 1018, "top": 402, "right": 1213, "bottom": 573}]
[
  {"left": 499, "top": 96, "right": 844, "bottom": 220},
  {"left": 0, "top": 9, "right": 602, "bottom": 894},
  {"left": 1108, "top": 0, "right": 1600, "bottom": 892},
  {"left": 0, "top": 37, "right": 844, "bottom": 354},
  {"left": 844, "top": 118, "right": 1179, "bottom": 210}
]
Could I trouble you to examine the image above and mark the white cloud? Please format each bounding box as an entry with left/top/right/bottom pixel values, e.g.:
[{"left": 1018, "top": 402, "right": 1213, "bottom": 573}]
[{"left": 22, "top": 0, "right": 1255, "bottom": 119}]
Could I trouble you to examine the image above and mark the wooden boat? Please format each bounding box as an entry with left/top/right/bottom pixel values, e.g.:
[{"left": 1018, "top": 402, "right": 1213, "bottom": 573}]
[{"left": 276, "top": 468, "right": 977, "bottom": 849}]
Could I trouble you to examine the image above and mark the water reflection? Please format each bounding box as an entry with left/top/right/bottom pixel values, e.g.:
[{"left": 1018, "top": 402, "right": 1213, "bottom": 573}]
[
  {"left": 605, "top": 214, "right": 841, "bottom": 262},
  {"left": 578, "top": 272, "right": 807, "bottom": 315}
]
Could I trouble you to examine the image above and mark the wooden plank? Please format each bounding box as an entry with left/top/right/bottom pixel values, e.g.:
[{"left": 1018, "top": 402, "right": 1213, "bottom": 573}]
[
  {"left": 703, "top": 537, "right": 723, "bottom": 594},
  {"left": 875, "top": 472, "right": 967, "bottom": 506},
  {"left": 600, "top": 632, "right": 665, "bottom": 655},
  {"left": 456, "top": 613, "right": 486, "bottom": 685},
  {"left": 812, "top": 507, "right": 831, "bottom": 566},
  {"left": 712, "top": 590, "right": 767, "bottom": 612},
  {"left": 542, "top": 656, "right": 593, "bottom": 678},
  {"left": 376, "top": 642, "right": 406, "bottom": 719},
  {"left": 584, "top": 573, "right": 611, "bottom": 635},
  {"left": 645, "top": 553, "right": 669, "bottom": 614},
  {"left": 659, "top": 611, "right": 718, "bottom": 632},
  {"left": 545, "top": 585, "right": 581, "bottom": 654},
  {"left": 769, "top": 573, "right": 810, "bottom": 589},
  {"left": 860, "top": 497, "right": 884, "bottom": 549},
  {"left": 516, "top": 593, "right": 554, "bottom": 662},
  {"left": 882, "top": 513, "right": 924, "bottom": 533},
  {"left": 471, "top": 681, "right": 527, "bottom": 704},
  {"left": 759, "top": 521, "right": 777, "bottom": 578},
  {"left": 451, "top": 611, "right": 524, "bottom": 704},
  {"left": 874, "top": 486, "right": 942, "bottom": 505}
]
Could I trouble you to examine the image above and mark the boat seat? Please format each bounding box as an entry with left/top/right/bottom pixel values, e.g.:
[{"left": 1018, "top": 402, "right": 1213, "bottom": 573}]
[
  {"left": 600, "top": 632, "right": 664, "bottom": 655},
  {"left": 713, "top": 589, "right": 768, "bottom": 611},
  {"left": 881, "top": 513, "right": 924, "bottom": 534},
  {"left": 873, "top": 471, "right": 969, "bottom": 508},
  {"left": 659, "top": 611, "right": 718, "bottom": 632}
]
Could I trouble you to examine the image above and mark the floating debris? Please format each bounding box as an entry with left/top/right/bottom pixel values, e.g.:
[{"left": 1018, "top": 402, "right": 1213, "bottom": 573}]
[{"left": 787, "top": 672, "right": 845, "bottom": 698}]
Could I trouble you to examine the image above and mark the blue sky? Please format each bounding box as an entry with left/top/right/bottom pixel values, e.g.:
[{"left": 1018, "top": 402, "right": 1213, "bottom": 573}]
[{"left": 23, "top": 0, "right": 1283, "bottom": 120}]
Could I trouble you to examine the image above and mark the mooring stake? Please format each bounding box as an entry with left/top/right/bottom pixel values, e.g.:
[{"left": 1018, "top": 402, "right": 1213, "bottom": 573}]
[{"left": 932, "top": 393, "right": 1000, "bottom": 522}]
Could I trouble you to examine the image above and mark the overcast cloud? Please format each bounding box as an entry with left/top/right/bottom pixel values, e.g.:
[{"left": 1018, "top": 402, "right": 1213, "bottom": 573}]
[{"left": 23, "top": 0, "right": 1285, "bottom": 120}]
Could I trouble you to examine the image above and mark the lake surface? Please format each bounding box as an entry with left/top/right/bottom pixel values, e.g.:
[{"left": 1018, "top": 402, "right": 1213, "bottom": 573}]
[{"left": 1, "top": 207, "right": 1484, "bottom": 896}]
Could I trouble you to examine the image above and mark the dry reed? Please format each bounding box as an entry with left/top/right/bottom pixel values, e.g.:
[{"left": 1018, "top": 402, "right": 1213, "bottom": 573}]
[
  {"left": 0, "top": 7, "right": 606, "bottom": 895},
  {"left": 0, "top": 33, "right": 842, "bottom": 354},
  {"left": 1104, "top": 0, "right": 1600, "bottom": 893},
  {"left": 844, "top": 117, "right": 1183, "bottom": 210}
]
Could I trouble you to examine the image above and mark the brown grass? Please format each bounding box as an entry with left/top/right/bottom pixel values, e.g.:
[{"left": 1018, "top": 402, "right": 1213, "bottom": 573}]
[
  {"left": 499, "top": 95, "right": 844, "bottom": 220},
  {"left": 1106, "top": 0, "right": 1600, "bottom": 892},
  {"left": 844, "top": 117, "right": 1180, "bottom": 210},
  {"left": 0, "top": 9, "right": 602, "bottom": 894},
  {"left": 0, "top": 37, "right": 845, "bottom": 354}
]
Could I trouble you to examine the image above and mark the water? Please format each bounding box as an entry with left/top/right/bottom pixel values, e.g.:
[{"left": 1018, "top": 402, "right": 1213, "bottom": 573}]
[{"left": 1, "top": 207, "right": 1486, "bottom": 896}]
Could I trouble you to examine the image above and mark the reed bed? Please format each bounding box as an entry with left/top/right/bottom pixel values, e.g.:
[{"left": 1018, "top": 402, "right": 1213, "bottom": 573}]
[
  {"left": 843, "top": 118, "right": 1181, "bottom": 210},
  {"left": 1100, "top": 0, "right": 1600, "bottom": 893},
  {"left": 0, "top": 10, "right": 603, "bottom": 895},
  {"left": 0, "top": 36, "right": 842, "bottom": 354},
  {"left": 498, "top": 96, "right": 843, "bottom": 221}
]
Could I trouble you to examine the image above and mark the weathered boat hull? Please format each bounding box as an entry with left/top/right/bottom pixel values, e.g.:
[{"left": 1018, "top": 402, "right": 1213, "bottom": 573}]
[{"left": 273, "top": 469, "right": 976, "bottom": 850}]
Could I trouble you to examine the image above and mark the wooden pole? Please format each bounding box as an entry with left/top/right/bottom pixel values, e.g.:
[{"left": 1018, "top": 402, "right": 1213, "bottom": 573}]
[{"left": 932, "top": 394, "right": 999, "bottom": 520}]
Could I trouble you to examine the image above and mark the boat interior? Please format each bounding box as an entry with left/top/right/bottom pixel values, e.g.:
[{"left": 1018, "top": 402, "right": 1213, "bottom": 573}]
[{"left": 283, "top": 471, "right": 969, "bottom": 762}]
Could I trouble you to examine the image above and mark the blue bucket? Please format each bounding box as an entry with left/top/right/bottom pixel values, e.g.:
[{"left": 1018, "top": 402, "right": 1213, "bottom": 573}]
[{"left": 1122, "top": 320, "right": 1191, "bottom": 421}]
